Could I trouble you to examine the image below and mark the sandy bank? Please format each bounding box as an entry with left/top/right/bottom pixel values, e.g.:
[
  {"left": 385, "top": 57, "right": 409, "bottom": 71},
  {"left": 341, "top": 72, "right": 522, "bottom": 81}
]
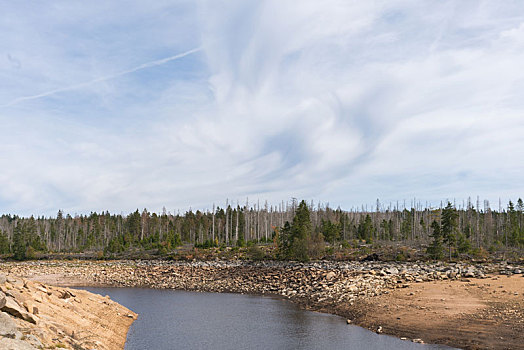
[{"left": 322, "top": 275, "right": 524, "bottom": 350}]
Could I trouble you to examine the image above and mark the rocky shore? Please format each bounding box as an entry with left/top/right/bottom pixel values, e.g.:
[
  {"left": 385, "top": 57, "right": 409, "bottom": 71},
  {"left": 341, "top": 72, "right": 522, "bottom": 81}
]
[
  {"left": 1, "top": 259, "right": 523, "bottom": 349},
  {"left": 0, "top": 272, "right": 136, "bottom": 350},
  {"left": 1, "top": 259, "right": 515, "bottom": 301}
]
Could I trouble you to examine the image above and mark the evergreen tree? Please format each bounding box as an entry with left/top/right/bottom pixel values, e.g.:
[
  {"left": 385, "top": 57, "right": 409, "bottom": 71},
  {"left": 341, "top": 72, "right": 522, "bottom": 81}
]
[
  {"left": 278, "top": 200, "right": 312, "bottom": 261},
  {"left": 508, "top": 201, "right": 520, "bottom": 247},
  {"left": 321, "top": 219, "right": 340, "bottom": 244},
  {"left": 441, "top": 202, "right": 458, "bottom": 261},
  {"left": 457, "top": 233, "right": 472, "bottom": 254},
  {"left": 357, "top": 214, "right": 374, "bottom": 243},
  {"left": 13, "top": 224, "right": 26, "bottom": 260},
  {"left": 400, "top": 209, "right": 413, "bottom": 240},
  {"left": 289, "top": 200, "right": 312, "bottom": 261},
  {"left": 278, "top": 221, "right": 292, "bottom": 258},
  {"left": 427, "top": 220, "right": 443, "bottom": 259},
  {"left": 0, "top": 230, "right": 10, "bottom": 254}
]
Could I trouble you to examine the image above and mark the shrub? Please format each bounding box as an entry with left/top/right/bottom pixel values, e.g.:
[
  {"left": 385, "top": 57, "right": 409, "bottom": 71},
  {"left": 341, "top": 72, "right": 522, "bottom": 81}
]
[
  {"left": 247, "top": 245, "right": 265, "bottom": 261},
  {"left": 341, "top": 240, "right": 351, "bottom": 249},
  {"left": 395, "top": 253, "right": 406, "bottom": 261},
  {"left": 457, "top": 234, "right": 472, "bottom": 254},
  {"left": 25, "top": 246, "right": 36, "bottom": 260},
  {"left": 471, "top": 247, "right": 488, "bottom": 259}
]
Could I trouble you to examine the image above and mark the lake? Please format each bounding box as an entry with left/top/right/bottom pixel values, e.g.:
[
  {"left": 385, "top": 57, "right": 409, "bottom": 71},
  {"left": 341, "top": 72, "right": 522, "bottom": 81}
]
[{"left": 82, "top": 287, "right": 454, "bottom": 350}]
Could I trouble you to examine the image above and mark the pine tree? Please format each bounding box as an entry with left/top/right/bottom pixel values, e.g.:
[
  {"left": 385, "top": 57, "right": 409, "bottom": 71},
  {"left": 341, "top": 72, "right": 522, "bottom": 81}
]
[
  {"left": 508, "top": 200, "right": 519, "bottom": 247},
  {"left": 321, "top": 219, "right": 340, "bottom": 245},
  {"left": 13, "top": 224, "right": 26, "bottom": 260},
  {"left": 0, "top": 230, "right": 10, "bottom": 254},
  {"left": 278, "top": 200, "right": 312, "bottom": 261},
  {"left": 289, "top": 200, "right": 312, "bottom": 261},
  {"left": 441, "top": 202, "right": 458, "bottom": 261},
  {"left": 357, "top": 214, "right": 374, "bottom": 243},
  {"left": 427, "top": 220, "right": 443, "bottom": 259},
  {"left": 278, "top": 221, "right": 292, "bottom": 259}
]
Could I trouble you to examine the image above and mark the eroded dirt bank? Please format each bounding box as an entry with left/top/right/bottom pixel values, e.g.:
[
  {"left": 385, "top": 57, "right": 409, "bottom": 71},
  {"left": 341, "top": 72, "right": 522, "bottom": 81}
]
[
  {"left": 0, "top": 272, "right": 136, "bottom": 350},
  {"left": 1, "top": 260, "right": 523, "bottom": 350}
]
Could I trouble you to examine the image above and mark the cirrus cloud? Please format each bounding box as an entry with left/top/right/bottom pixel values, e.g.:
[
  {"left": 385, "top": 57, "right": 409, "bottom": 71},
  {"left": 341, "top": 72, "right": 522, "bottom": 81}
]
[{"left": 1, "top": 1, "right": 524, "bottom": 216}]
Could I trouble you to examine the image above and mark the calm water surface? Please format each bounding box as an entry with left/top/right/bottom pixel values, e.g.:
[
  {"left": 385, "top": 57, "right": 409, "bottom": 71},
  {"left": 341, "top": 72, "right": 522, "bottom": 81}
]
[{"left": 83, "top": 287, "right": 454, "bottom": 350}]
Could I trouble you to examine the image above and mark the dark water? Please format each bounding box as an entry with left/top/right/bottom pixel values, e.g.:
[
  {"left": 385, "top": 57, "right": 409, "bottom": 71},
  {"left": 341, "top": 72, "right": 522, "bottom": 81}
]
[{"left": 82, "top": 287, "right": 454, "bottom": 350}]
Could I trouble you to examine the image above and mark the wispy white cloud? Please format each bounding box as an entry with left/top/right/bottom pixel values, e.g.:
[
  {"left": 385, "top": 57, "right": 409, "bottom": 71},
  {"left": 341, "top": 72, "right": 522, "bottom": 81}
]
[{"left": 1, "top": 1, "right": 524, "bottom": 216}]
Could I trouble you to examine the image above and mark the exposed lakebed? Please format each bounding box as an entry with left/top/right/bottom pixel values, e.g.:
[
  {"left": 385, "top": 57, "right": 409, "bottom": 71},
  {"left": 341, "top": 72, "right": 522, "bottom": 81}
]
[{"left": 83, "top": 287, "right": 454, "bottom": 350}]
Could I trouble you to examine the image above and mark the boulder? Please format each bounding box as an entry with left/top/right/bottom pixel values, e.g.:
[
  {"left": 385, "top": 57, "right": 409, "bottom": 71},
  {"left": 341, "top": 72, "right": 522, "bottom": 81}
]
[
  {"left": 22, "top": 301, "right": 36, "bottom": 315},
  {"left": 6, "top": 277, "right": 23, "bottom": 288},
  {"left": 2, "top": 297, "right": 38, "bottom": 324},
  {"left": 60, "top": 290, "right": 76, "bottom": 299},
  {"left": 35, "top": 285, "right": 47, "bottom": 294},
  {"left": 23, "top": 334, "right": 43, "bottom": 349},
  {"left": 0, "top": 274, "right": 6, "bottom": 285},
  {"left": 0, "top": 311, "right": 18, "bottom": 338},
  {"left": 0, "top": 291, "right": 6, "bottom": 309},
  {"left": 348, "top": 285, "right": 358, "bottom": 293},
  {"left": 0, "top": 337, "right": 38, "bottom": 350},
  {"left": 2, "top": 297, "right": 25, "bottom": 319},
  {"left": 386, "top": 267, "right": 399, "bottom": 275},
  {"left": 325, "top": 272, "right": 336, "bottom": 281},
  {"left": 464, "top": 268, "right": 476, "bottom": 278}
]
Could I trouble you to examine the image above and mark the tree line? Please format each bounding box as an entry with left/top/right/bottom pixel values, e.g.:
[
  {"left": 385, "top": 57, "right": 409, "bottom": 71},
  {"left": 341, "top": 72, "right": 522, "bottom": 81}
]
[{"left": 0, "top": 197, "right": 522, "bottom": 260}]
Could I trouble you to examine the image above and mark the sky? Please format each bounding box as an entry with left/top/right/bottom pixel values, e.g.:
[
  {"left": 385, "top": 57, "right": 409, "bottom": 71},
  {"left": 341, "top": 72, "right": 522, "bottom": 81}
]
[{"left": 1, "top": 1, "right": 524, "bottom": 216}]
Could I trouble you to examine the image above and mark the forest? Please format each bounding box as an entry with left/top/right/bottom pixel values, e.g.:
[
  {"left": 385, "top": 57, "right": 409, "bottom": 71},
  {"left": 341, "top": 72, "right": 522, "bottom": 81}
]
[{"left": 0, "top": 198, "right": 522, "bottom": 261}]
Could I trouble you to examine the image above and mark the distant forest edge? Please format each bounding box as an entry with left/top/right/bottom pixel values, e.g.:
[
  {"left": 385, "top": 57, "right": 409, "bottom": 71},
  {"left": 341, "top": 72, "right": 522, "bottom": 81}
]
[{"left": 0, "top": 198, "right": 523, "bottom": 261}]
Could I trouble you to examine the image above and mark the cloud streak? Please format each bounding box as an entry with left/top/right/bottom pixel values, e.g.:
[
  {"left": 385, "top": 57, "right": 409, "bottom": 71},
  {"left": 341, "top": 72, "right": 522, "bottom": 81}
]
[{"left": 1, "top": 47, "right": 202, "bottom": 108}]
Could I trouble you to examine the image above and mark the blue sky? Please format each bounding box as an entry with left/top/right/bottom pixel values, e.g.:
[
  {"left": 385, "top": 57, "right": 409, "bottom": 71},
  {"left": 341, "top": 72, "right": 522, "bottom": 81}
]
[{"left": 1, "top": 1, "right": 524, "bottom": 216}]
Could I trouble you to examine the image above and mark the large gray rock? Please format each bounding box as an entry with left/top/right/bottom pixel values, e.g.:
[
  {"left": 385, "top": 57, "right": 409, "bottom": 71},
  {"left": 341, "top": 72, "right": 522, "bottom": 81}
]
[
  {"left": 386, "top": 267, "right": 399, "bottom": 275},
  {"left": 0, "top": 291, "right": 6, "bottom": 309},
  {"left": 0, "top": 311, "right": 18, "bottom": 338},
  {"left": 23, "top": 334, "right": 43, "bottom": 349},
  {"left": 0, "top": 337, "right": 38, "bottom": 350},
  {"left": 0, "top": 274, "right": 6, "bottom": 284},
  {"left": 464, "top": 267, "right": 476, "bottom": 278}
]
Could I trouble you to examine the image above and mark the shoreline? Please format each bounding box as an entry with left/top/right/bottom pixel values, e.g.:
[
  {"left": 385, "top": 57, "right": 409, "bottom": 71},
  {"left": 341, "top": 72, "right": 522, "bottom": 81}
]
[{"left": 1, "top": 259, "right": 522, "bottom": 349}]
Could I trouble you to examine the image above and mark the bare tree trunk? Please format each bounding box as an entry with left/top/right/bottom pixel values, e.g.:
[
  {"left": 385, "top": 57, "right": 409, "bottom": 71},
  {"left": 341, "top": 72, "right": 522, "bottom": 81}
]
[
  {"left": 212, "top": 203, "right": 215, "bottom": 242},
  {"left": 235, "top": 201, "right": 239, "bottom": 242},
  {"left": 225, "top": 199, "right": 229, "bottom": 246}
]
